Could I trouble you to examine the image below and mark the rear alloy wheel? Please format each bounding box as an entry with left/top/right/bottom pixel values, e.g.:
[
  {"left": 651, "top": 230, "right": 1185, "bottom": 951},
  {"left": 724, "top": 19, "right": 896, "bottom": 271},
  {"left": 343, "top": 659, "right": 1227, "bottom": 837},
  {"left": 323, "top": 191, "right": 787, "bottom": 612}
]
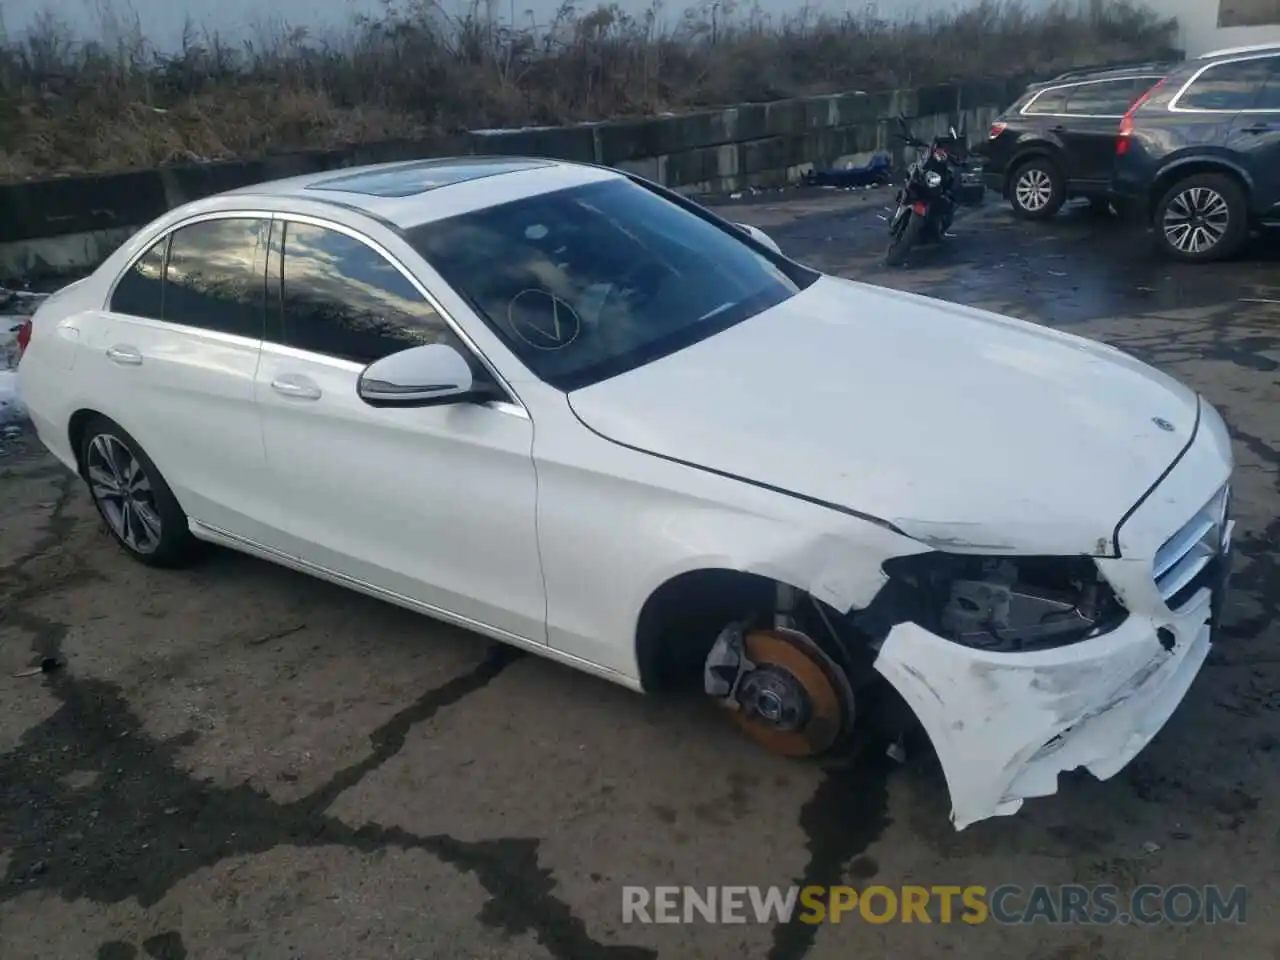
[
  {"left": 1009, "top": 159, "right": 1065, "bottom": 220},
  {"left": 1154, "top": 173, "right": 1248, "bottom": 263},
  {"left": 80, "top": 416, "right": 199, "bottom": 568},
  {"left": 718, "top": 627, "right": 856, "bottom": 758}
]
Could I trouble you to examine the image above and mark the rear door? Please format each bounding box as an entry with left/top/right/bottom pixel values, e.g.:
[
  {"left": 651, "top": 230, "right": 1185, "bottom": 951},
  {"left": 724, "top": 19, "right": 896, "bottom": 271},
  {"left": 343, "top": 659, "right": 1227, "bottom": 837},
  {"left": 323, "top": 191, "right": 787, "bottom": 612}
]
[
  {"left": 86, "top": 214, "right": 277, "bottom": 542},
  {"left": 1233, "top": 55, "right": 1280, "bottom": 217},
  {"left": 1057, "top": 76, "right": 1163, "bottom": 187},
  {"left": 1171, "top": 53, "right": 1280, "bottom": 216}
]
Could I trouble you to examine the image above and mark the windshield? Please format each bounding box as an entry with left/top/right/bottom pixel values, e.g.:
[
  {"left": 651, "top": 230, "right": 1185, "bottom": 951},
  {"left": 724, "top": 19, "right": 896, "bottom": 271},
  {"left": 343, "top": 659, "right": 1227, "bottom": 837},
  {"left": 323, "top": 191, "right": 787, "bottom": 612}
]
[{"left": 405, "top": 178, "right": 815, "bottom": 390}]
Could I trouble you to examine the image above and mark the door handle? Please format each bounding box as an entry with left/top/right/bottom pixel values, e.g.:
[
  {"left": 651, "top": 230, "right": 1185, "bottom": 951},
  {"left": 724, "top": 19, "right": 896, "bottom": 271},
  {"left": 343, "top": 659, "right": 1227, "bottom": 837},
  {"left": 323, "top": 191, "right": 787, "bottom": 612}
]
[
  {"left": 106, "top": 345, "right": 143, "bottom": 366},
  {"left": 270, "top": 375, "right": 322, "bottom": 401},
  {"left": 1240, "top": 123, "right": 1271, "bottom": 134},
  {"left": 1049, "top": 124, "right": 1068, "bottom": 133}
]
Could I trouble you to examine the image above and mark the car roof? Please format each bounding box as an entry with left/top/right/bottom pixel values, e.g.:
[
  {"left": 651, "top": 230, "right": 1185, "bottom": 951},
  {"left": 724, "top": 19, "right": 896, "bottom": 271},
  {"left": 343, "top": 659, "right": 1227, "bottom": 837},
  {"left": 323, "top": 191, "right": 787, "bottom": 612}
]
[
  {"left": 220, "top": 155, "right": 623, "bottom": 228},
  {"left": 1195, "top": 42, "right": 1280, "bottom": 60},
  {"left": 1026, "top": 61, "right": 1175, "bottom": 89}
]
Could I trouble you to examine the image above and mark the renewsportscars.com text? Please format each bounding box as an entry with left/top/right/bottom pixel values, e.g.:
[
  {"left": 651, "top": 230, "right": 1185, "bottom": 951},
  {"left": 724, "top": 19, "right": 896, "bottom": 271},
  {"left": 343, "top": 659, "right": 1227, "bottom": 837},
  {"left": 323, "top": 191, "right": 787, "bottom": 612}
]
[{"left": 621, "top": 884, "right": 1247, "bottom": 925}]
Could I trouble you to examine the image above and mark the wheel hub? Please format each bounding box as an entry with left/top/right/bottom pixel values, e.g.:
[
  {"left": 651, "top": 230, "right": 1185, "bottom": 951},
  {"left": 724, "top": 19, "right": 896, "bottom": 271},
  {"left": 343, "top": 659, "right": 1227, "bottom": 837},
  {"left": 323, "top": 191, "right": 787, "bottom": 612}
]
[
  {"left": 738, "top": 664, "right": 811, "bottom": 731},
  {"left": 708, "top": 626, "right": 855, "bottom": 758}
]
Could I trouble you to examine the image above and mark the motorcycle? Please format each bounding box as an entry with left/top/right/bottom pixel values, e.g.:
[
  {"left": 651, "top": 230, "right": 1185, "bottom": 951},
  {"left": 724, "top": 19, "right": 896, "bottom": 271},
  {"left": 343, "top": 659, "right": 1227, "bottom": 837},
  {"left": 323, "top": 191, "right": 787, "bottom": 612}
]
[{"left": 883, "top": 117, "right": 970, "bottom": 267}]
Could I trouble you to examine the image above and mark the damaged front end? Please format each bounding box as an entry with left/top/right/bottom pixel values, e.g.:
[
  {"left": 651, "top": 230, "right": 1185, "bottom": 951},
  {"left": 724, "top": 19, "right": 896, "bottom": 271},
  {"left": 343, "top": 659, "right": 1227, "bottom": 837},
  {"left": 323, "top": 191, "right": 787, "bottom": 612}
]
[{"left": 858, "top": 486, "right": 1232, "bottom": 830}]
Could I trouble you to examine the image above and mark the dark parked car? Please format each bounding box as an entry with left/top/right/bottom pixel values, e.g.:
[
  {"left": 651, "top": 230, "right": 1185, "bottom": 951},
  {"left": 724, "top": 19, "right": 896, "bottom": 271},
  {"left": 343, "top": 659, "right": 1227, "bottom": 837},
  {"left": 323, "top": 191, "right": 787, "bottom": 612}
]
[
  {"left": 1112, "top": 44, "right": 1280, "bottom": 262},
  {"left": 978, "top": 64, "right": 1171, "bottom": 220}
]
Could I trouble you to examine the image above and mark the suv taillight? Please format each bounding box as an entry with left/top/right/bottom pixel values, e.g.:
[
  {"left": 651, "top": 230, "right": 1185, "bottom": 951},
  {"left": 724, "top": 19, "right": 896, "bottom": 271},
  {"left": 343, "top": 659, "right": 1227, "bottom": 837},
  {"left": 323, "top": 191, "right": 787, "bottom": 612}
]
[
  {"left": 988, "top": 121, "right": 1007, "bottom": 140},
  {"left": 1116, "top": 77, "right": 1168, "bottom": 156}
]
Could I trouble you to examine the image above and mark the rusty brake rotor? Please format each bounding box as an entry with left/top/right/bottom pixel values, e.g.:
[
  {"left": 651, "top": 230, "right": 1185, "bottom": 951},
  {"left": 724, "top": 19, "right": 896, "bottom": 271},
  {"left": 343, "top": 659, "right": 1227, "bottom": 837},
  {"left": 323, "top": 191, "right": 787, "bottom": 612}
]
[{"left": 722, "top": 627, "right": 855, "bottom": 758}]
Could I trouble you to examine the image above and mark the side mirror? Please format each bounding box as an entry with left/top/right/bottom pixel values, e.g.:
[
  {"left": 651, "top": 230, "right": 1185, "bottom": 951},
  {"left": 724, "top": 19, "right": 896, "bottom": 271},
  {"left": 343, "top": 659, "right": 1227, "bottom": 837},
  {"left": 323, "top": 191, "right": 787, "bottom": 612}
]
[
  {"left": 734, "top": 222, "right": 782, "bottom": 255},
  {"left": 357, "top": 343, "right": 476, "bottom": 407}
]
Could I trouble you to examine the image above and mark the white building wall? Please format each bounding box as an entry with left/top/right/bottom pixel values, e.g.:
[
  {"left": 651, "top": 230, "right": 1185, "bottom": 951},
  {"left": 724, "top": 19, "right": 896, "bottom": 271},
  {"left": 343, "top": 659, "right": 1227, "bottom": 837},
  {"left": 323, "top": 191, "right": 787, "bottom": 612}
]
[{"left": 1166, "top": 0, "right": 1280, "bottom": 57}]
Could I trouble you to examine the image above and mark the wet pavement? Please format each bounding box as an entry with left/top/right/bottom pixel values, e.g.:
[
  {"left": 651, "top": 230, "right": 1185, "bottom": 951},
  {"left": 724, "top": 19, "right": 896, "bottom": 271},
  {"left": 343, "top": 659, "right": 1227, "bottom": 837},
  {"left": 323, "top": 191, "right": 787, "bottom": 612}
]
[{"left": 2, "top": 192, "right": 1279, "bottom": 959}]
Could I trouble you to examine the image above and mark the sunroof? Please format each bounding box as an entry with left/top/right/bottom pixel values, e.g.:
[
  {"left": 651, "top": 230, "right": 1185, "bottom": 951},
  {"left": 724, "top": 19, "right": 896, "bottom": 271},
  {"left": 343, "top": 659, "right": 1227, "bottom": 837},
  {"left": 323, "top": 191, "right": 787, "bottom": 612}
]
[{"left": 307, "top": 157, "right": 554, "bottom": 198}]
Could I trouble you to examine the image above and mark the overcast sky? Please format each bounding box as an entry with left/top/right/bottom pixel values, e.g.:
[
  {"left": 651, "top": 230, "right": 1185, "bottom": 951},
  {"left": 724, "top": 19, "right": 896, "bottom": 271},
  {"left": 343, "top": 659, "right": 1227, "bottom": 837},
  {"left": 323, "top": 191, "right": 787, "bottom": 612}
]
[{"left": 1, "top": 0, "right": 1075, "bottom": 49}]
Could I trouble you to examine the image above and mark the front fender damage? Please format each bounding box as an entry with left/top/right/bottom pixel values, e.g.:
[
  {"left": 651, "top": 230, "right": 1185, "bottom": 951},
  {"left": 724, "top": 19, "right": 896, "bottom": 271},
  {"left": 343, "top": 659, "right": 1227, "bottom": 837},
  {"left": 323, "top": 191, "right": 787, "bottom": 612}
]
[
  {"left": 740, "top": 528, "right": 933, "bottom": 615},
  {"left": 873, "top": 590, "right": 1214, "bottom": 830}
]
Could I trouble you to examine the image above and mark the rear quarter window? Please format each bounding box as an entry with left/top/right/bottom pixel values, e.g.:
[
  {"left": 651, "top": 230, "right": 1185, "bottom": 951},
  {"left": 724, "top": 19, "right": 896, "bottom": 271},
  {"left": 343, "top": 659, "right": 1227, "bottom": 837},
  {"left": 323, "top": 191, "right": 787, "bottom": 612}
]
[
  {"left": 110, "top": 238, "right": 167, "bottom": 319},
  {"left": 1023, "top": 87, "right": 1070, "bottom": 115}
]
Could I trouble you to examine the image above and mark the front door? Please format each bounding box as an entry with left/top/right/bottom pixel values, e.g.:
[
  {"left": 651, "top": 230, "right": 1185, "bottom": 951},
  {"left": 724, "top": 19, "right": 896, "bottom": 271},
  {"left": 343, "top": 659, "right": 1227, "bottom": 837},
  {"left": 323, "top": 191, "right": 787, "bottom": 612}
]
[{"left": 254, "top": 216, "right": 547, "bottom": 644}]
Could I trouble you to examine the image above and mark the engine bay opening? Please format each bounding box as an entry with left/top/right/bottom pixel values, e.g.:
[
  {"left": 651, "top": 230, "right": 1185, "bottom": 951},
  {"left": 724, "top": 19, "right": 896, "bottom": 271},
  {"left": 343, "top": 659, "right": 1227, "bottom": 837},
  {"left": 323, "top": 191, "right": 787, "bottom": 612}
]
[{"left": 853, "top": 553, "right": 1129, "bottom": 654}]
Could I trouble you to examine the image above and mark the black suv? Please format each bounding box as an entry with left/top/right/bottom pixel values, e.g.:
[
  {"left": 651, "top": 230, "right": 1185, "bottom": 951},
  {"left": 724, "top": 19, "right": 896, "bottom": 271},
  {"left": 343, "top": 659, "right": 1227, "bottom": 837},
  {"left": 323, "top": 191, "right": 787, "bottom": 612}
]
[
  {"left": 1112, "top": 44, "right": 1280, "bottom": 262},
  {"left": 979, "top": 64, "right": 1171, "bottom": 220}
]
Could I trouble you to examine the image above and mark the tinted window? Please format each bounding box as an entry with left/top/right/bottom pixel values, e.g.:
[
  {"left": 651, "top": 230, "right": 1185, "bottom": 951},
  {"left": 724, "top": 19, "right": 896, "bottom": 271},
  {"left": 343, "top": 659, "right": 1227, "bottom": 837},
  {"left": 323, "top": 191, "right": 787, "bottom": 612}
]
[
  {"left": 1064, "top": 77, "right": 1158, "bottom": 115},
  {"left": 278, "top": 222, "right": 455, "bottom": 364},
  {"left": 1256, "top": 64, "right": 1280, "bottom": 109},
  {"left": 1180, "top": 57, "right": 1275, "bottom": 110},
  {"left": 164, "top": 218, "right": 268, "bottom": 338},
  {"left": 110, "top": 237, "right": 168, "bottom": 319},
  {"left": 407, "top": 177, "right": 810, "bottom": 391},
  {"left": 1025, "top": 87, "right": 1070, "bottom": 114}
]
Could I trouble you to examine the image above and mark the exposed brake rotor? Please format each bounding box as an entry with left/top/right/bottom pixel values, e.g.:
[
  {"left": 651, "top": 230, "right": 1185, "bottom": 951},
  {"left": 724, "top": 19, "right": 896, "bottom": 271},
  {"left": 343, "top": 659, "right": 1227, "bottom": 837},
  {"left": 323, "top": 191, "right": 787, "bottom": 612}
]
[{"left": 707, "top": 626, "right": 855, "bottom": 758}]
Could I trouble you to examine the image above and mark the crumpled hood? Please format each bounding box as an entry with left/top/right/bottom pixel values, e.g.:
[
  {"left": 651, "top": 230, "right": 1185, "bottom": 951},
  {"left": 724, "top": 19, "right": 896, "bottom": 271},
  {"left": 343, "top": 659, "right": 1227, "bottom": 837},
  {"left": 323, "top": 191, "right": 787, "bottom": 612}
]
[{"left": 567, "top": 275, "right": 1199, "bottom": 557}]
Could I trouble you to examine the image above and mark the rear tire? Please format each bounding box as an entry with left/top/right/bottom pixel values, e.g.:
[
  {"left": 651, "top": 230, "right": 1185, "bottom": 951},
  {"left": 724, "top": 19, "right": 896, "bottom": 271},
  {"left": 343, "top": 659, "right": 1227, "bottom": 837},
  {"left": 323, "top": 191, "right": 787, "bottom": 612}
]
[
  {"left": 1153, "top": 173, "right": 1249, "bottom": 263},
  {"left": 78, "top": 415, "right": 200, "bottom": 568},
  {"left": 1008, "top": 158, "right": 1066, "bottom": 220}
]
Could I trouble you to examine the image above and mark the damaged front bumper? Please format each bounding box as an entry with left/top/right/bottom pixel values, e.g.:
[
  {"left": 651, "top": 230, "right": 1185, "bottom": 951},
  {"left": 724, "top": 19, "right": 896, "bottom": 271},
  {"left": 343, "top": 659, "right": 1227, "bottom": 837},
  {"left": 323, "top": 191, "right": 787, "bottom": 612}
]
[
  {"left": 874, "top": 472, "right": 1234, "bottom": 831},
  {"left": 876, "top": 581, "right": 1220, "bottom": 830}
]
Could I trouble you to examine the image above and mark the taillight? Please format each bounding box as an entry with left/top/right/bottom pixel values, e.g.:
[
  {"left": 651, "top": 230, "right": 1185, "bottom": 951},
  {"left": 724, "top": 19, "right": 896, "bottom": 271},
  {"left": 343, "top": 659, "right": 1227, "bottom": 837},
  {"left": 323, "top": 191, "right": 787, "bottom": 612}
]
[
  {"left": 13, "top": 318, "right": 32, "bottom": 360},
  {"left": 988, "top": 121, "right": 1008, "bottom": 140},
  {"left": 1116, "top": 77, "right": 1167, "bottom": 156}
]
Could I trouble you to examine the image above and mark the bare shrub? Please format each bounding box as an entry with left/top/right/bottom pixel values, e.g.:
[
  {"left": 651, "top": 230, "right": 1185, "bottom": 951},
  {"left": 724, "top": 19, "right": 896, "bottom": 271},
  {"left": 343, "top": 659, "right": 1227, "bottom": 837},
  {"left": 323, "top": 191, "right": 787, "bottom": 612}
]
[{"left": 0, "top": 0, "right": 1178, "bottom": 179}]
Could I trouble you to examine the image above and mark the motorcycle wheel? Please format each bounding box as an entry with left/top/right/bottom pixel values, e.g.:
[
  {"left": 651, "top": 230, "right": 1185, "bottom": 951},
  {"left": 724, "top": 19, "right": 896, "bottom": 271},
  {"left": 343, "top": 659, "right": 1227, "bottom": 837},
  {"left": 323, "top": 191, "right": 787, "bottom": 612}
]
[{"left": 885, "top": 210, "right": 925, "bottom": 267}]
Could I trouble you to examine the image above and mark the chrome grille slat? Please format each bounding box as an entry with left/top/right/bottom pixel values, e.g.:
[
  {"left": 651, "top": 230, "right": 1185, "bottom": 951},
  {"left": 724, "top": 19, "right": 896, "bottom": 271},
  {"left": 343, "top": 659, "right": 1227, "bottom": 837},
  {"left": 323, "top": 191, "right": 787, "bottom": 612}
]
[
  {"left": 1153, "top": 517, "right": 1215, "bottom": 579},
  {"left": 1158, "top": 548, "right": 1212, "bottom": 601},
  {"left": 1152, "top": 483, "right": 1230, "bottom": 611}
]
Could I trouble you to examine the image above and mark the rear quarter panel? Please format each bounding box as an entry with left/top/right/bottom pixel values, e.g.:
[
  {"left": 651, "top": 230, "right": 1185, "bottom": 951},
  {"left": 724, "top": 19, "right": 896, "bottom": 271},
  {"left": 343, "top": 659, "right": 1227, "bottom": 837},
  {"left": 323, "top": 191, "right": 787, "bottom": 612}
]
[{"left": 17, "top": 278, "right": 103, "bottom": 469}]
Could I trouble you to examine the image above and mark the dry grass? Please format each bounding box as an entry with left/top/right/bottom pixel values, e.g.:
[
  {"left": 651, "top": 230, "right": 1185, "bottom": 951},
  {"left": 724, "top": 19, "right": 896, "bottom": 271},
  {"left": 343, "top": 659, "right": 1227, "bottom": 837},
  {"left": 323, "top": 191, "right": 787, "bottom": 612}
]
[{"left": 0, "top": 0, "right": 1178, "bottom": 181}]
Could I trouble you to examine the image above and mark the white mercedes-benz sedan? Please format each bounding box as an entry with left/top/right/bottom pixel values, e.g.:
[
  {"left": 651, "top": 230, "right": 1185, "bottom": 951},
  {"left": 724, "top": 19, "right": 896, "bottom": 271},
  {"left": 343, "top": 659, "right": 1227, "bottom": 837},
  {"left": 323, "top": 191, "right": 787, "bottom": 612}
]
[{"left": 17, "top": 156, "right": 1234, "bottom": 829}]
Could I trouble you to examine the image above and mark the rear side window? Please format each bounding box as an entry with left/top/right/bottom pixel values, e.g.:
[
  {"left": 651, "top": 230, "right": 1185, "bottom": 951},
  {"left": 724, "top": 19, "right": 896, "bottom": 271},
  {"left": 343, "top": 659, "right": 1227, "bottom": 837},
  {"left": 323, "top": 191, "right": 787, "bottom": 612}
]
[
  {"left": 276, "top": 221, "right": 457, "bottom": 365},
  {"left": 1024, "top": 87, "right": 1070, "bottom": 114},
  {"left": 1178, "top": 57, "right": 1276, "bottom": 111},
  {"left": 110, "top": 238, "right": 167, "bottom": 319},
  {"left": 1064, "top": 77, "right": 1160, "bottom": 116},
  {"left": 108, "top": 217, "right": 268, "bottom": 339},
  {"left": 165, "top": 218, "right": 269, "bottom": 339}
]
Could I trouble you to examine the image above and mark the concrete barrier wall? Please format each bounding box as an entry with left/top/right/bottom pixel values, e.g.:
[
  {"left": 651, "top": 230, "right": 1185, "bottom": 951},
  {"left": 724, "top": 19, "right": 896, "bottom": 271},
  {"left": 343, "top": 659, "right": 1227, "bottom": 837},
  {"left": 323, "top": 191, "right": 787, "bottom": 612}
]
[{"left": 0, "top": 77, "right": 1026, "bottom": 282}]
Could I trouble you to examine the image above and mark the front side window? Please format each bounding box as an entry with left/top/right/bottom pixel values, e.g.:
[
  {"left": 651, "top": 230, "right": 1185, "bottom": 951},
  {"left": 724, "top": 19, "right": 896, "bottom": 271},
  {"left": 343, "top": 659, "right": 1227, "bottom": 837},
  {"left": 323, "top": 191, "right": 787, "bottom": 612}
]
[
  {"left": 110, "top": 237, "right": 168, "bottom": 319},
  {"left": 277, "top": 221, "right": 456, "bottom": 365},
  {"left": 163, "top": 218, "right": 268, "bottom": 338},
  {"left": 1064, "top": 77, "right": 1160, "bottom": 116},
  {"left": 1179, "top": 57, "right": 1276, "bottom": 111},
  {"left": 406, "top": 178, "right": 811, "bottom": 390}
]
